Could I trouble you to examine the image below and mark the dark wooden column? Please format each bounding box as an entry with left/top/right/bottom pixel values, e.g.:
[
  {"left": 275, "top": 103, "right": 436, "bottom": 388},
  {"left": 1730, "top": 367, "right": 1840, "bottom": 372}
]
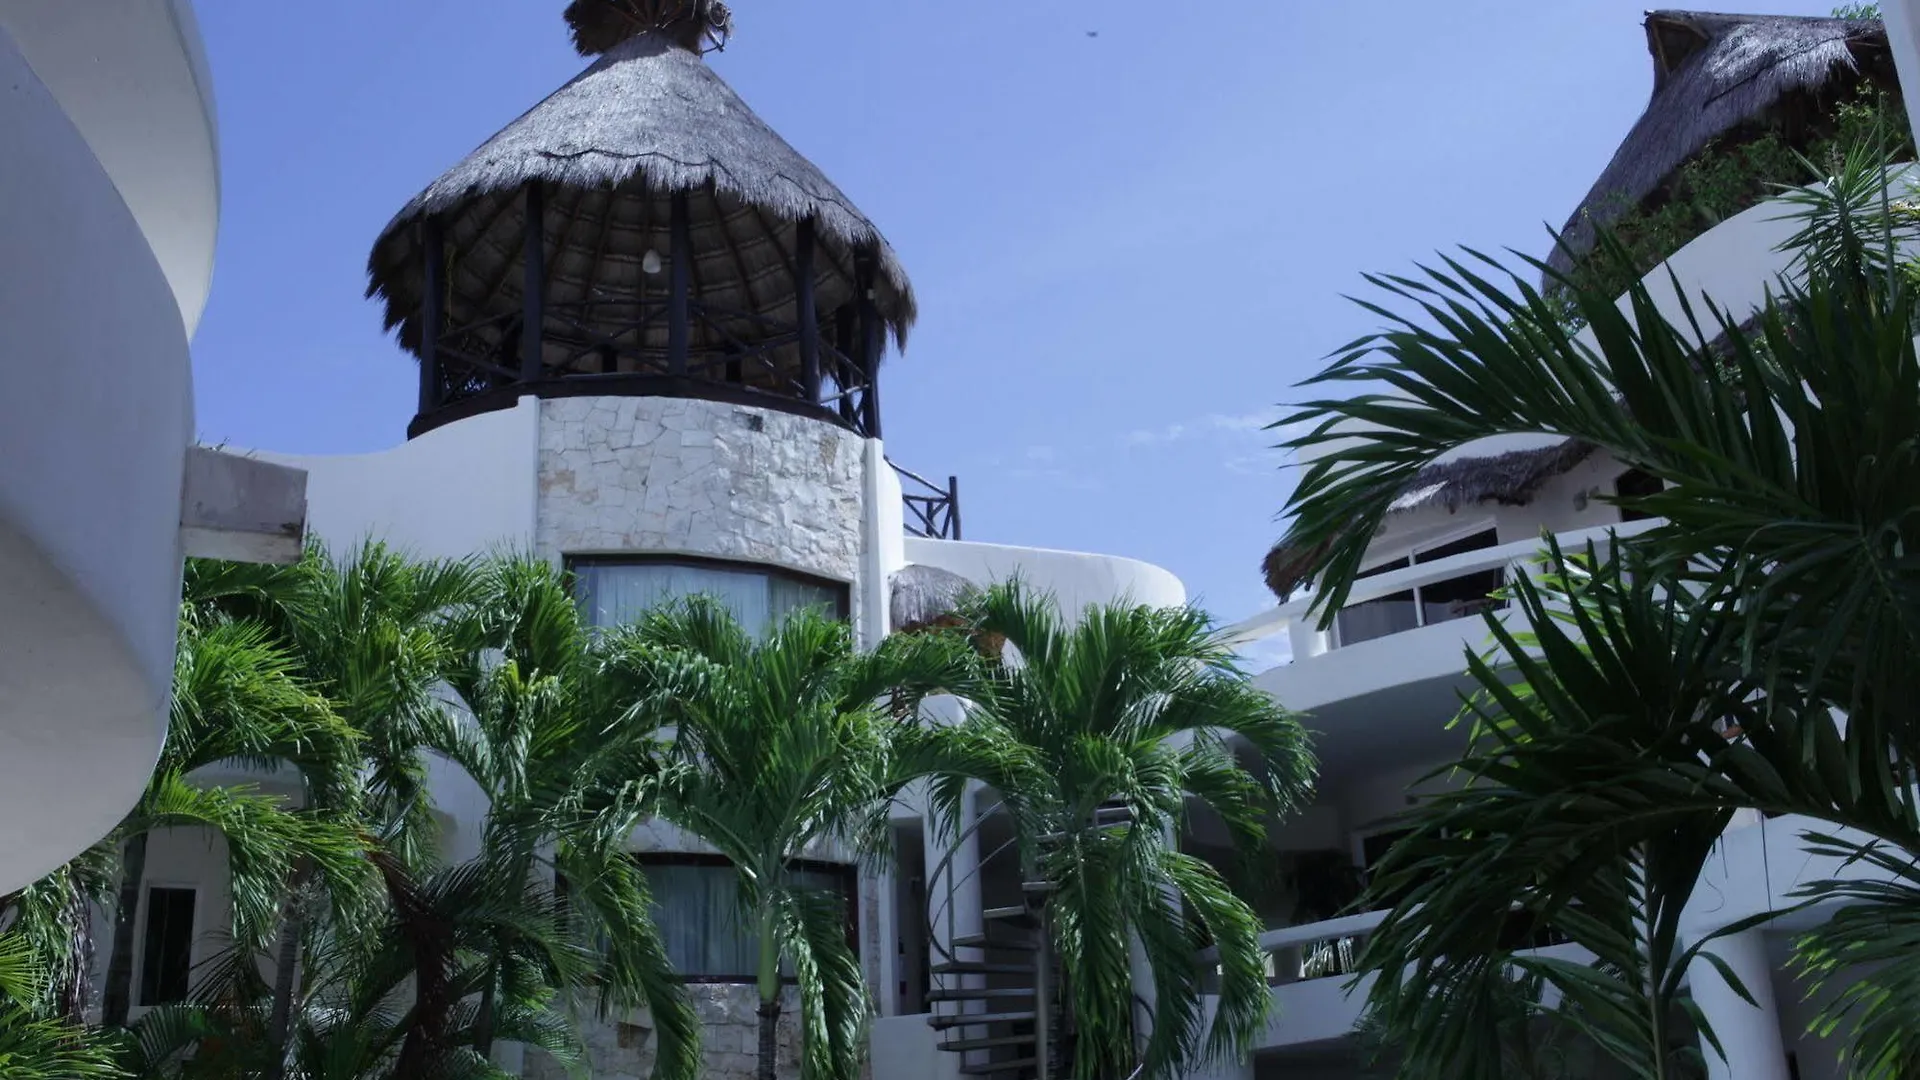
[
  {"left": 856, "top": 251, "right": 883, "bottom": 438},
  {"left": 834, "top": 308, "right": 857, "bottom": 425},
  {"left": 795, "top": 217, "right": 821, "bottom": 402},
  {"left": 419, "top": 215, "right": 444, "bottom": 415},
  {"left": 946, "top": 475, "right": 962, "bottom": 540},
  {"left": 520, "top": 183, "right": 546, "bottom": 385},
  {"left": 668, "top": 190, "right": 692, "bottom": 375}
]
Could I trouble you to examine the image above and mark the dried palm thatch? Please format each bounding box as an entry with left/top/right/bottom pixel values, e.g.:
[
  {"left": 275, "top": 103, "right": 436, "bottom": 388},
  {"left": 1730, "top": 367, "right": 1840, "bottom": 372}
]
[
  {"left": 366, "top": 18, "right": 915, "bottom": 375},
  {"left": 1547, "top": 10, "right": 1889, "bottom": 275},
  {"left": 890, "top": 564, "right": 977, "bottom": 635},
  {"left": 1261, "top": 440, "right": 1597, "bottom": 600},
  {"left": 564, "top": 0, "right": 732, "bottom": 56},
  {"left": 888, "top": 564, "right": 1007, "bottom": 655}
]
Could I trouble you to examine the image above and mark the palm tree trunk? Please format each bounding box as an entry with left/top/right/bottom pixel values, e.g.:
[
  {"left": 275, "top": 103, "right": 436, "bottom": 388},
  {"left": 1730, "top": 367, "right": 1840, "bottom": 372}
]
[
  {"left": 56, "top": 875, "right": 95, "bottom": 1024},
  {"left": 474, "top": 958, "right": 497, "bottom": 1060},
  {"left": 756, "top": 908, "right": 781, "bottom": 1080},
  {"left": 756, "top": 998, "right": 781, "bottom": 1080},
  {"left": 264, "top": 857, "right": 312, "bottom": 1080},
  {"left": 100, "top": 832, "right": 148, "bottom": 1028}
]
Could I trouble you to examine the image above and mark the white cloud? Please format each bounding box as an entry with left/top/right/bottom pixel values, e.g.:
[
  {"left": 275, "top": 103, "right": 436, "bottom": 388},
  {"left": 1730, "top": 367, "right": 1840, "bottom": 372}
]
[
  {"left": 1125, "top": 424, "right": 1188, "bottom": 446},
  {"left": 1024, "top": 445, "right": 1058, "bottom": 463},
  {"left": 1205, "top": 408, "right": 1285, "bottom": 434},
  {"left": 1233, "top": 632, "right": 1293, "bottom": 673}
]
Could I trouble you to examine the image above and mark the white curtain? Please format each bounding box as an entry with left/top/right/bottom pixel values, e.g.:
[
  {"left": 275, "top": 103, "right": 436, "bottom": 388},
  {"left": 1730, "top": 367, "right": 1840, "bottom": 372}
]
[
  {"left": 573, "top": 561, "right": 841, "bottom": 637},
  {"left": 640, "top": 862, "right": 855, "bottom": 979}
]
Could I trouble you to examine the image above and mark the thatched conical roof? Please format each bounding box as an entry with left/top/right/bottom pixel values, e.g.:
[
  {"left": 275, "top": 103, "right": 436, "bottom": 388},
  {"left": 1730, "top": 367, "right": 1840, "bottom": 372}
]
[
  {"left": 1260, "top": 439, "right": 1597, "bottom": 601},
  {"left": 889, "top": 563, "right": 977, "bottom": 635},
  {"left": 366, "top": 17, "right": 915, "bottom": 366},
  {"left": 1547, "top": 10, "right": 1889, "bottom": 276}
]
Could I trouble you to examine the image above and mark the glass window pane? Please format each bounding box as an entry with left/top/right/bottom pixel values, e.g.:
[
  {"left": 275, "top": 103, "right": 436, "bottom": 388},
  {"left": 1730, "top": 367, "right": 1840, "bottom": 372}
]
[
  {"left": 139, "top": 887, "right": 196, "bottom": 1006},
  {"left": 1335, "top": 591, "right": 1419, "bottom": 646},
  {"left": 572, "top": 560, "right": 846, "bottom": 638},
  {"left": 638, "top": 860, "right": 856, "bottom": 981}
]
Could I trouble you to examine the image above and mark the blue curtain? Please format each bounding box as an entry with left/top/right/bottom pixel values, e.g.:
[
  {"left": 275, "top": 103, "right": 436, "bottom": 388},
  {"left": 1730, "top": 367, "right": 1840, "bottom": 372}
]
[{"left": 573, "top": 561, "right": 842, "bottom": 637}]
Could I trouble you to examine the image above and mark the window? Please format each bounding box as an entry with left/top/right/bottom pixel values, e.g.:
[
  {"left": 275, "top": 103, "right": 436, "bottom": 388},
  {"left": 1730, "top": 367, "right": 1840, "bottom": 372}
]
[
  {"left": 138, "top": 887, "right": 196, "bottom": 1006},
  {"left": 569, "top": 556, "right": 848, "bottom": 637},
  {"left": 1335, "top": 528, "right": 1503, "bottom": 647},
  {"left": 1615, "top": 468, "right": 1663, "bottom": 522},
  {"left": 636, "top": 855, "right": 857, "bottom": 982}
]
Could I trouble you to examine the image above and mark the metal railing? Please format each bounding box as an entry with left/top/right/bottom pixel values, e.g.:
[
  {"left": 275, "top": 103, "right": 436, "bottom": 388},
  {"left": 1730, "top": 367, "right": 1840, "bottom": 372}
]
[
  {"left": 1224, "top": 519, "right": 1664, "bottom": 663},
  {"left": 894, "top": 460, "right": 961, "bottom": 540}
]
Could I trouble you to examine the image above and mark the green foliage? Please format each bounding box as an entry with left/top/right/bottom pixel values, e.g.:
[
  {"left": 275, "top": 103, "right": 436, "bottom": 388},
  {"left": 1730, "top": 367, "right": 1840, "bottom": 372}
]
[
  {"left": 1276, "top": 133, "right": 1920, "bottom": 1077},
  {"left": 0, "top": 934, "right": 123, "bottom": 1079},
  {"left": 1831, "top": 3, "right": 1881, "bottom": 18},
  {"left": 602, "top": 595, "right": 980, "bottom": 1080},
  {"left": 951, "top": 581, "right": 1316, "bottom": 1080}
]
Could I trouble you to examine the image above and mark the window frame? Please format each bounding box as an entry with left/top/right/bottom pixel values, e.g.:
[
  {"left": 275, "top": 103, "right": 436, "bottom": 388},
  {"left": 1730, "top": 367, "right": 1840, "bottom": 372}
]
[
  {"left": 1334, "top": 522, "right": 1503, "bottom": 648},
  {"left": 135, "top": 883, "right": 199, "bottom": 1008},
  {"left": 564, "top": 553, "right": 851, "bottom": 631},
  {"left": 631, "top": 852, "right": 860, "bottom": 985}
]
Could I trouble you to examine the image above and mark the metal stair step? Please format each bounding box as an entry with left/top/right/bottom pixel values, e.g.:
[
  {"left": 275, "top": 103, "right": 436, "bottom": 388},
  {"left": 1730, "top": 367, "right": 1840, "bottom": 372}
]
[
  {"left": 927, "top": 1010, "right": 1037, "bottom": 1030},
  {"left": 931, "top": 960, "right": 1035, "bottom": 976},
  {"left": 952, "top": 932, "right": 1037, "bottom": 952},
  {"left": 982, "top": 906, "right": 1035, "bottom": 923},
  {"left": 942, "top": 1033, "right": 1036, "bottom": 1052},
  {"left": 959, "top": 1057, "right": 1037, "bottom": 1076},
  {"left": 926, "top": 987, "right": 1035, "bottom": 1002}
]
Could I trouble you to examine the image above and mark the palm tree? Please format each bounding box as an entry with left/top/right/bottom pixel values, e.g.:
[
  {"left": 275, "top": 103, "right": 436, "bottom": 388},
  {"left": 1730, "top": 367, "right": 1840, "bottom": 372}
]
[
  {"left": 0, "top": 933, "right": 121, "bottom": 1079},
  {"left": 952, "top": 581, "right": 1315, "bottom": 1080},
  {"left": 95, "top": 599, "right": 371, "bottom": 1031},
  {"left": 433, "top": 555, "right": 698, "bottom": 1080},
  {"left": 602, "top": 595, "right": 978, "bottom": 1080},
  {"left": 1271, "top": 137, "right": 1920, "bottom": 1073}
]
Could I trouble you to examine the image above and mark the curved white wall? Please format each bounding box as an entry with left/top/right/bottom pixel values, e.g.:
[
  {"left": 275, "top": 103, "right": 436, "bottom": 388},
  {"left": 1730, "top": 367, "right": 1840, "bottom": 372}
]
[
  {"left": 255, "top": 398, "right": 542, "bottom": 559},
  {"left": 0, "top": 25, "right": 199, "bottom": 892},
  {"left": 902, "top": 536, "right": 1187, "bottom": 614},
  {"left": 0, "top": 1, "right": 220, "bottom": 334}
]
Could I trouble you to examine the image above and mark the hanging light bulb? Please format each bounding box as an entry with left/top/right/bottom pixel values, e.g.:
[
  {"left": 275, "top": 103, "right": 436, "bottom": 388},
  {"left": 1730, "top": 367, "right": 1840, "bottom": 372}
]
[{"left": 642, "top": 249, "right": 664, "bottom": 275}]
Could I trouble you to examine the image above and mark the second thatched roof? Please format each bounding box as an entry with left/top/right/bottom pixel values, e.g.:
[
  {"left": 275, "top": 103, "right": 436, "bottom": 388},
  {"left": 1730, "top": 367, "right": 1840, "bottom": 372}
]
[
  {"left": 1547, "top": 10, "right": 1889, "bottom": 276},
  {"left": 1260, "top": 439, "right": 1597, "bottom": 601},
  {"left": 367, "top": 29, "right": 915, "bottom": 360}
]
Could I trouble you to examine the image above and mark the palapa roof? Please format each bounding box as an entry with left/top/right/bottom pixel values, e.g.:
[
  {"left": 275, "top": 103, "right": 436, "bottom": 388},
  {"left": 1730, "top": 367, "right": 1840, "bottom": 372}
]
[
  {"left": 366, "top": 1, "right": 915, "bottom": 366},
  {"left": 1261, "top": 439, "right": 1598, "bottom": 601},
  {"left": 889, "top": 563, "right": 977, "bottom": 635},
  {"left": 1547, "top": 9, "right": 1888, "bottom": 275}
]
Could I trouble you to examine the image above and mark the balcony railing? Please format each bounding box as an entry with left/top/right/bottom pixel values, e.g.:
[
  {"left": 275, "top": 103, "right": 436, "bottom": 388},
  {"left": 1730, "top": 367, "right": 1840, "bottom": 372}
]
[
  {"left": 893, "top": 461, "right": 961, "bottom": 540},
  {"left": 1226, "top": 519, "right": 1663, "bottom": 664}
]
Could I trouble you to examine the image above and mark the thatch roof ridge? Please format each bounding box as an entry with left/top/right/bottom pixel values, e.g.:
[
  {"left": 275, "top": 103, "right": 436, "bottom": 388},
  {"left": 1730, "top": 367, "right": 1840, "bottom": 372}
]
[
  {"left": 1546, "top": 9, "right": 1884, "bottom": 276},
  {"left": 1260, "top": 439, "right": 1599, "bottom": 601},
  {"left": 368, "top": 30, "right": 915, "bottom": 344}
]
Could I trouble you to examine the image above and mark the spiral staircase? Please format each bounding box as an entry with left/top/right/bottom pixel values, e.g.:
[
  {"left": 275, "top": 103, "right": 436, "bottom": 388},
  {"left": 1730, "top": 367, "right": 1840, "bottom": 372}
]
[{"left": 923, "top": 801, "right": 1139, "bottom": 1080}]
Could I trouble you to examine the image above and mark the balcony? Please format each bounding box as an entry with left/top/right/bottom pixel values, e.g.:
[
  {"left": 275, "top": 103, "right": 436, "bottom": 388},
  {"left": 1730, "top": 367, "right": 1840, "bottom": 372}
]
[{"left": 1231, "top": 520, "right": 1661, "bottom": 715}]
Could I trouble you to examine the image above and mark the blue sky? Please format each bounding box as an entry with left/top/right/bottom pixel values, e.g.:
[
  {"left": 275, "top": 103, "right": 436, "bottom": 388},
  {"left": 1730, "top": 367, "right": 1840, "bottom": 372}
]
[{"left": 187, "top": 0, "right": 1840, "bottom": 631}]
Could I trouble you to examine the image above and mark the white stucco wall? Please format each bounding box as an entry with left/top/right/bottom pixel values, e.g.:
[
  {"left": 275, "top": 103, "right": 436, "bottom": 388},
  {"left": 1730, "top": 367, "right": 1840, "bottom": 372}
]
[
  {"left": 0, "top": 24, "right": 200, "bottom": 893},
  {"left": 0, "top": 1, "right": 219, "bottom": 334},
  {"left": 254, "top": 398, "right": 541, "bottom": 559},
  {"left": 902, "top": 536, "right": 1187, "bottom": 615}
]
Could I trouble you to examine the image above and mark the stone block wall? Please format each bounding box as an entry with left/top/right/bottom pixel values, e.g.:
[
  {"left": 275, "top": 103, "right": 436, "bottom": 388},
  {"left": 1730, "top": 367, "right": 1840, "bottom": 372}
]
[
  {"left": 525, "top": 985, "right": 804, "bottom": 1080},
  {"left": 536, "top": 396, "right": 867, "bottom": 626}
]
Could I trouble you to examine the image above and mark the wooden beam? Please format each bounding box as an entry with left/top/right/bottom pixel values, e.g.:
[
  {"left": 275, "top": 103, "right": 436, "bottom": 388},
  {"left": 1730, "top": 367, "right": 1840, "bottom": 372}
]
[
  {"left": 420, "top": 215, "right": 444, "bottom": 415},
  {"left": 856, "top": 251, "right": 883, "bottom": 438},
  {"left": 796, "top": 216, "right": 821, "bottom": 402},
  {"left": 520, "top": 183, "right": 546, "bottom": 385},
  {"left": 668, "top": 190, "right": 691, "bottom": 375},
  {"left": 834, "top": 307, "right": 856, "bottom": 425}
]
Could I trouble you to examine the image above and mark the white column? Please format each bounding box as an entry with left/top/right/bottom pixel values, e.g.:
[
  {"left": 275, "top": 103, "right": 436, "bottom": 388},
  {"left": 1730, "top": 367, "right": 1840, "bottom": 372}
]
[
  {"left": 1688, "top": 929, "right": 1789, "bottom": 1080},
  {"left": 921, "top": 776, "right": 984, "bottom": 1018},
  {"left": 1882, "top": 1, "right": 1920, "bottom": 149}
]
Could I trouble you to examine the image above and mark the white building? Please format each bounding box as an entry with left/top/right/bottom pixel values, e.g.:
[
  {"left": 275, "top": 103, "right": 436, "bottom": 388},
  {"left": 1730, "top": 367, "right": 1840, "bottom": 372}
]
[
  {"left": 0, "top": 1, "right": 305, "bottom": 898},
  {"left": 1222, "top": 11, "right": 1910, "bottom": 1080},
  {"left": 85, "top": 6, "right": 1920, "bottom": 1080}
]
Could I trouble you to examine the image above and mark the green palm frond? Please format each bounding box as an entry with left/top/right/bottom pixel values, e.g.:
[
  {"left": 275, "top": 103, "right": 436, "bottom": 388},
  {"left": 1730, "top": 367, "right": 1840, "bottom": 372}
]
[{"left": 952, "top": 579, "right": 1314, "bottom": 1079}]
